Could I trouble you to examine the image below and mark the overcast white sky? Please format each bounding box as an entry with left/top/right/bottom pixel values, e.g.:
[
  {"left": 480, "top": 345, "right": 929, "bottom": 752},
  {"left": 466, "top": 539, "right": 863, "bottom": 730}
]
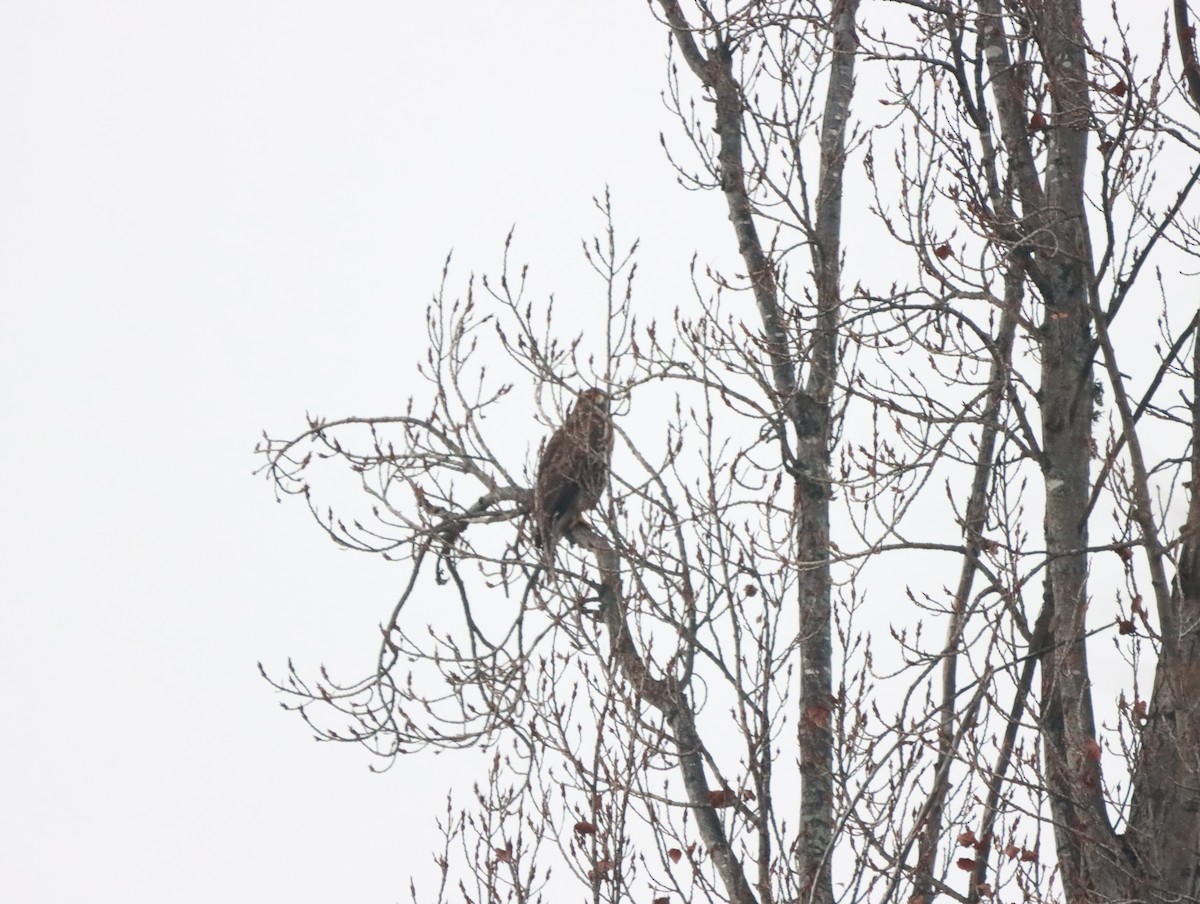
[
  {"left": 5, "top": 2, "right": 1183, "bottom": 902},
  {"left": 0, "top": 3, "right": 735, "bottom": 901}
]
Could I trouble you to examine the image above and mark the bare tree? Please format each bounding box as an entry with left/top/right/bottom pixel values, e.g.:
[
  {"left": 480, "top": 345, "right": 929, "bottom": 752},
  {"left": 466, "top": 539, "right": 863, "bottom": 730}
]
[{"left": 258, "top": 3, "right": 1200, "bottom": 903}]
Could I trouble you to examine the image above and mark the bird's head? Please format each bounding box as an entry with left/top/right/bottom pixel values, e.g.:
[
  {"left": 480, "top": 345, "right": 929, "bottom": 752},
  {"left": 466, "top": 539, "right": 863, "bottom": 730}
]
[{"left": 576, "top": 388, "right": 610, "bottom": 411}]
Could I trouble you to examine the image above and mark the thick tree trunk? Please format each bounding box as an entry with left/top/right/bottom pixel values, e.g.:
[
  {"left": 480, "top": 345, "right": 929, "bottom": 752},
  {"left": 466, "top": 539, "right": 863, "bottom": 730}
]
[
  {"left": 655, "top": 4, "right": 856, "bottom": 901},
  {"left": 1029, "top": 3, "right": 1200, "bottom": 901},
  {"left": 795, "top": 4, "right": 858, "bottom": 903},
  {"left": 1022, "top": 3, "right": 1129, "bottom": 901},
  {"left": 1123, "top": 334, "right": 1200, "bottom": 901}
]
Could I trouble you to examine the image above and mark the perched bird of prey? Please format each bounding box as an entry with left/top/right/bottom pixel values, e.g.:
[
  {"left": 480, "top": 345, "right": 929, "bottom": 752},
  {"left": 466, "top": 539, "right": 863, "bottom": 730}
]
[{"left": 534, "top": 388, "right": 614, "bottom": 565}]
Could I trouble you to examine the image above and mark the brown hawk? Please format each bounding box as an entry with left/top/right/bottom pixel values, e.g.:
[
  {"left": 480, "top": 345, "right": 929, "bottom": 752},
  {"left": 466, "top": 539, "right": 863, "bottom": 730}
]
[{"left": 534, "top": 388, "right": 614, "bottom": 564}]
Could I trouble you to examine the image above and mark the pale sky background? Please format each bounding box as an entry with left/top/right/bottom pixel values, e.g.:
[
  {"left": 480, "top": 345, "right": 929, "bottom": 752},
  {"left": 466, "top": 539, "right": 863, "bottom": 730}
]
[
  {"left": 0, "top": 3, "right": 730, "bottom": 901},
  {"left": 2, "top": 3, "right": 1180, "bottom": 903}
]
